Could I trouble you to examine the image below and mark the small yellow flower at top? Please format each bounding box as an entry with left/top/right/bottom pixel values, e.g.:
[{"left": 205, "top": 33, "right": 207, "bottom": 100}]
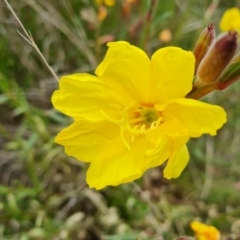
[
  {"left": 219, "top": 7, "right": 240, "bottom": 32},
  {"left": 96, "top": 0, "right": 115, "bottom": 7},
  {"left": 190, "top": 221, "right": 221, "bottom": 240}
]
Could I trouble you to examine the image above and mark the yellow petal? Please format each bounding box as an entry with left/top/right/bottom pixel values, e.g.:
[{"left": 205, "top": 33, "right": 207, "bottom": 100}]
[
  {"left": 96, "top": 41, "right": 153, "bottom": 104},
  {"left": 95, "top": 0, "right": 115, "bottom": 6},
  {"left": 147, "top": 119, "right": 188, "bottom": 140},
  {"left": 147, "top": 119, "right": 189, "bottom": 151},
  {"left": 145, "top": 134, "right": 170, "bottom": 170},
  {"left": 147, "top": 120, "right": 190, "bottom": 179},
  {"left": 86, "top": 136, "right": 150, "bottom": 189},
  {"left": 219, "top": 8, "right": 240, "bottom": 32},
  {"left": 52, "top": 73, "right": 122, "bottom": 121},
  {"left": 145, "top": 119, "right": 189, "bottom": 170},
  {"left": 104, "top": 0, "right": 115, "bottom": 6},
  {"left": 55, "top": 120, "right": 119, "bottom": 162},
  {"left": 162, "top": 98, "right": 227, "bottom": 137},
  {"left": 164, "top": 144, "right": 189, "bottom": 179},
  {"left": 191, "top": 221, "right": 221, "bottom": 240},
  {"left": 151, "top": 47, "right": 195, "bottom": 103}
]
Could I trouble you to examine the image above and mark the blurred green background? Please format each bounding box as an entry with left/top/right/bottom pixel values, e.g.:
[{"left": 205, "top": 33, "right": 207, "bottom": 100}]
[{"left": 1, "top": 0, "right": 240, "bottom": 239}]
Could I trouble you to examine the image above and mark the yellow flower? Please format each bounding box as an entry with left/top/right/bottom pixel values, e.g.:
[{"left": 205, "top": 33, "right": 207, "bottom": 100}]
[
  {"left": 190, "top": 221, "right": 221, "bottom": 240},
  {"left": 52, "top": 41, "right": 226, "bottom": 190},
  {"left": 96, "top": 0, "right": 115, "bottom": 7},
  {"left": 219, "top": 7, "right": 240, "bottom": 32}
]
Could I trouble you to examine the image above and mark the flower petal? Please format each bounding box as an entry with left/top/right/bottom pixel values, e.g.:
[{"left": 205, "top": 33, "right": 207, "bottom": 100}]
[
  {"left": 96, "top": 41, "right": 153, "bottom": 103},
  {"left": 151, "top": 47, "right": 195, "bottom": 103},
  {"left": 87, "top": 135, "right": 150, "bottom": 189},
  {"left": 55, "top": 119, "right": 119, "bottom": 162},
  {"left": 52, "top": 73, "right": 122, "bottom": 121},
  {"left": 145, "top": 134, "right": 170, "bottom": 169},
  {"left": 104, "top": 0, "right": 115, "bottom": 6},
  {"left": 162, "top": 98, "right": 227, "bottom": 137},
  {"left": 147, "top": 119, "right": 188, "bottom": 140},
  {"left": 190, "top": 221, "right": 221, "bottom": 240},
  {"left": 145, "top": 119, "right": 189, "bottom": 170},
  {"left": 219, "top": 8, "right": 240, "bottom": 32},
  {"left": 164, "top": 144, "right": 189, "bottom": 179}
]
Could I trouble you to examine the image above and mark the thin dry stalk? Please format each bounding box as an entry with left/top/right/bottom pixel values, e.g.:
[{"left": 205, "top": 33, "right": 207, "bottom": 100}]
[
  {"left": 4, "top": 0, "right": 59, "bottom": 82},
  {"left": 22, "top": 0, "right": 97, "bottom": 68},
  {"left": 132, "top": 182, "right": 164, "bottom": 238}
]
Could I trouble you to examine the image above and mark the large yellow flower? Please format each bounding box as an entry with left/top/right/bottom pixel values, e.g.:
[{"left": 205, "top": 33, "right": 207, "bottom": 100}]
[
  {"left": 219, "top": 7, "right": 240, "bottom": 32},
  {"left": 190, "top": 221, "right": 221, "bottom": 240},
  {"left": 52, "top": 41, "right": 226, "bottom": 190}
]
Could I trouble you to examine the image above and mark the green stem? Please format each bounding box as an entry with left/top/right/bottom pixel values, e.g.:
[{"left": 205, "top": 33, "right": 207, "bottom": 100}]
[
  {"left": 139, "top": 0, "right": 156, "bottom": 50},
  {"left": 186, "top": 83, "right": 217, "bottom": 99}
]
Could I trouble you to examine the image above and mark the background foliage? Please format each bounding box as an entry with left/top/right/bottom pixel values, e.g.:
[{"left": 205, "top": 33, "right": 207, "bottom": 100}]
[{"left": 1, "top": 0, "right": 240, "bottom": 239}]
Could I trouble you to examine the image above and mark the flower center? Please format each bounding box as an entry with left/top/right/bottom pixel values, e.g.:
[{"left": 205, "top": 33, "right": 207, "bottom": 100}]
[
  {"left": 128, "top": 105, "right": 162, "bottom": 131},
  {"left": 140, "top": 108, "right": 159, "bottom": 125},
  {"left": 102, "top": 102, "right": 163, "bottom": 149},
  {"left": 118, "top": 105, "right": 163, "bottom": 148}
]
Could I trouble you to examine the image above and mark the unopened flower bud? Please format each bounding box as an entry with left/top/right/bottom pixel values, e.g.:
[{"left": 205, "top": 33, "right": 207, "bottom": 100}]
[
  {"left": 193, "top": 23, "right": 215, "bottom": 72},
  {"left": 194, "top": 31, "right": 237, "bottom": 88},
  {"left": 217, "top": 53, "right": 240, "bottom": 90}
]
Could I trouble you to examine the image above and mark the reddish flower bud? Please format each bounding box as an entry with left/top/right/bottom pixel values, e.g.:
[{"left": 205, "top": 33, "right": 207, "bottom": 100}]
[
  {"left": 193, "top": 23, "right": 215, "bottom": 72},
  {"left": 194, "top": 31, "right": 237, "bottom": 88}
]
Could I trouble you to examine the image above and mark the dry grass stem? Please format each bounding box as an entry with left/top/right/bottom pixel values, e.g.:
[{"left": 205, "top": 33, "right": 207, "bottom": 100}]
[
  {"left": 22, "top": 0, "right": 97, "bottom": 68},
  {"left": 4, "top": 0, "right": 59, "bottom": 82}
]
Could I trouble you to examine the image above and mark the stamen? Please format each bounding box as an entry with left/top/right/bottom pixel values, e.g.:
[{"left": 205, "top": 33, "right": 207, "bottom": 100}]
[
  {"left": 132, "top": 108, "right": 144, "bottom": 113},
  {"left": 131, "top": 134, "right": 135, "bottom": 143},
  {"left": 100, "top": 110, "right": 121, "bottom": 124},
  {"left": 120, "top": 127, "right": 131, "bottom": 150},
  {"left": 109, "top": 104, "right": 122, "bottom": 110},
  {"left": 140, "top": 124, "right": 147, "bottom": 131},
  {"left": 156, "top": 117, "right": 162, "bottom": 126},
  {"left": 123, "top": 101, "right": 136, "bottom": 113},
  {"left": 129, "top": 116, "right": 146, "bottom": 124},
  {"left": 118, "top": 103, "right": 164, "bottom": 149},
  {"left": 150, "top": 121, "right": 156, "bottom": 129},
  {"left": 149, "top": 117, "right": 162, "bottom": 129}
]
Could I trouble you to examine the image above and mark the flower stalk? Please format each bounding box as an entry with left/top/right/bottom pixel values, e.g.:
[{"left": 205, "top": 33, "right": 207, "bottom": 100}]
[{"left": 139, "top": 0, "right": 157, "bottom": 50}]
